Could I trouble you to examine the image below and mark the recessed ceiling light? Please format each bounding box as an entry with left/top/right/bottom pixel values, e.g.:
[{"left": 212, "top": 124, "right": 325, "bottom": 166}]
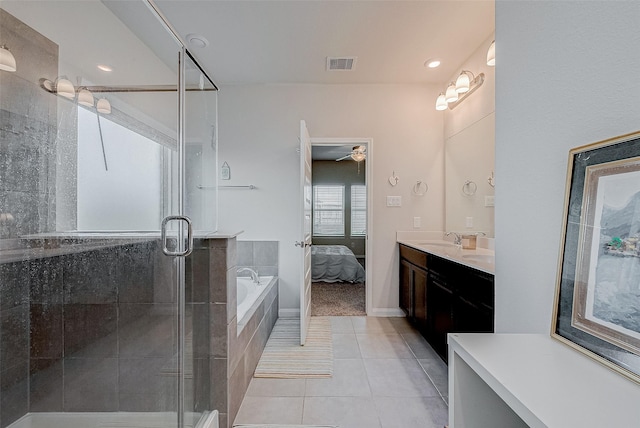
[
  {"left": 424, "top": 59, "right": 441, "bottom": 69},
  {"left": 97, "top": 64, "right": 113, "bottom": 72},
  {"left": 186, "top": 33, "right": 209, "bottom": 49}
]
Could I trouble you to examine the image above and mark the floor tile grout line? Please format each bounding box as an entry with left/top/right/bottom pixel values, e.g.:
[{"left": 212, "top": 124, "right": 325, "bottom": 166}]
[{"left": 399, "top": 328, "right": 449, "bottom": 406}]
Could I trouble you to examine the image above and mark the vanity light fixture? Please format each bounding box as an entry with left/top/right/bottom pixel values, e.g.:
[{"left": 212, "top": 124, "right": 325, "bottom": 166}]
[
  {"left": 435, "top": 70, "right": 485, "bottom": 111},
  {"left": 0, "top": 44, "right": 16, "bottom": 72},
  {"left": 96, "top": 98, "right": 111, "bottom": 114},
  {"left": 487, "top": 40, "right": 495, "bottom": 66},
  {"left": 77, "top": 88, "right": 94, "bottom": 107},
  {"left": 56, "top": 77, "right": 75, "bottom": 99}
]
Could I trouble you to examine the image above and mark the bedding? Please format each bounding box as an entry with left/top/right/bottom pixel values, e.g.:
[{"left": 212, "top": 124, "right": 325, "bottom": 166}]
[{"left": 311, "top": 245, "right": 366, "bottom": 283}]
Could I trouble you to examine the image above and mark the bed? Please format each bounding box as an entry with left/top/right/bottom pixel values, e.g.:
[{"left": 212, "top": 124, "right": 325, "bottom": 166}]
[{"left": 311, "top": 245, "right": 366, "bottom": 283}]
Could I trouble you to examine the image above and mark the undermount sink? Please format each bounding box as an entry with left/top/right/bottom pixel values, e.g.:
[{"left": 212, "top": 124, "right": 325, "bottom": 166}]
[
  {"left": 462, "top": 254, "right": 495, "bottom": 264},
  {"left": 415, "top": 241, "right": 455, "bottom": 247}
]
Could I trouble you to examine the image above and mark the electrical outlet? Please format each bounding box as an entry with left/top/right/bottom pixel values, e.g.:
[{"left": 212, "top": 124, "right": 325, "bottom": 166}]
[
  {"left": 466, "top": 217, "right": 474, "bottom": 228},
  {"left": 413, "top": 217, "right": 421, "bottom": 228},
  {"left": 485, "top": 195, "right": 495, "bottom": 207}
]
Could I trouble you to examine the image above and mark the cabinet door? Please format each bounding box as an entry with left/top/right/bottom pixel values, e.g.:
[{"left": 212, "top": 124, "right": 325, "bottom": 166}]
[
  {"left": 413, "top": 267, "right": 428, "bottom": 333},
  {"left": 428, "top": 273, "right": 454, "bottom": 362},
  {"left": 400, "top": 259, "right": 413, "bottom": 317}
]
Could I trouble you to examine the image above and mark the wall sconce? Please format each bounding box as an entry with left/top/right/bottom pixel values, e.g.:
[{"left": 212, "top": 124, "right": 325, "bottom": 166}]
[
  {"left": 487, "top": 40, "right": 495, "bottom": 66},
  {"left": 0, "top": 45, "right": 16, "bottom": 72},
  {"left": 435, "top": 70, "right": 485, "bottom": 111}
]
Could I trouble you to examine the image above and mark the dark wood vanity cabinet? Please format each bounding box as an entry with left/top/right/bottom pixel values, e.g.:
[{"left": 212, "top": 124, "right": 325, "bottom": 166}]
[{"left": 399, "top": 244, "right": 494, "bottom": 362}]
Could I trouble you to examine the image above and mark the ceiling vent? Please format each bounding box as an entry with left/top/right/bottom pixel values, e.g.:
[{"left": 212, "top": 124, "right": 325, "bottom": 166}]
[{"left": 326, "top": 56, "right": 357, "bottom": 71}]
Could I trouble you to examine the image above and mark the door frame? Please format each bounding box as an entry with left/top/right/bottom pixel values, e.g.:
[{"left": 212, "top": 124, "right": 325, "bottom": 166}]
[{"left": 310, "top": 137, "right": 373, "bottom": 315}]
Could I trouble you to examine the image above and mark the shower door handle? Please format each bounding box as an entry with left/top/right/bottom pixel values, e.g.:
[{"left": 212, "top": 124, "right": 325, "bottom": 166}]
[{"left": 161, "top": 215, "right": 193, "bottom": 257}]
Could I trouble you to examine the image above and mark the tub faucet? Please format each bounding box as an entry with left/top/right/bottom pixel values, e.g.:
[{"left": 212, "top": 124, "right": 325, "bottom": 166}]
[
  {"left": 445, "top": 232, "right": 462, "bottom": 245},
  {"left": 237, "top": 267, "right": 260, "bottom": 284}
]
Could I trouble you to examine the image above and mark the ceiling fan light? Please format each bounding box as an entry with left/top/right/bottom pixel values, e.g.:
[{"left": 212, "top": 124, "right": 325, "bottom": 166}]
[
  {"left": 0, "top": 45, "right": 16, "bottom": 72},
  {"left": 487, "top": 40, "right": 495, "bottom": 66},
  {"left": 455, "top": 72, "right": 470, "bottom": 93},
  {"left": 56, "top": 78, "right": 75, "bottom": 99},
  {"left": 96, "top": 98, "right": 111, "bottom": 114},
  {"left": 77, "top": 88, "right": 94, "bottom": 107},
  {"left": 445, "top": 83, "right": 458, "bottom": 103},
  {"left": 435, "top": 93, "right": 448, "bottom": 111}
]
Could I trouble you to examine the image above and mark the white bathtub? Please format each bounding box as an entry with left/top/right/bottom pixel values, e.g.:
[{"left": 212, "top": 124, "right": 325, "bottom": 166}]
[{"left": 237, "top": 276, "right": 273, "bottom": 324}]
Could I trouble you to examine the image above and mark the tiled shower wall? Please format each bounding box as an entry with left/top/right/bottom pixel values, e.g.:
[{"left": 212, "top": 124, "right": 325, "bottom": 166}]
[
  {"left": 0, "top": 9, "right": 78, "bottom": 242},
  {"left": 0, "top": 240, "right": 187, "bottom": 427}
]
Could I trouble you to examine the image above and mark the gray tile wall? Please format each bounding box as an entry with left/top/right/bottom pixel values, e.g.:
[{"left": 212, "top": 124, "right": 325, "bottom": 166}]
[
  {"left": 0, "top": 9, "right": 64, "bottom": 240},
  {"left": 0, "top": 240, "right": 179, "bottom": 427},
  {"left": 236, "top": 241, "right": 279, "bottom": 277}
]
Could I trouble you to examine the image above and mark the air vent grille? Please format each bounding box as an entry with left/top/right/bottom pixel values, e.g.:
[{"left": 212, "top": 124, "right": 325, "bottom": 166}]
[{"left": 327, "top": 56, "right": 357, "bottom": 71}]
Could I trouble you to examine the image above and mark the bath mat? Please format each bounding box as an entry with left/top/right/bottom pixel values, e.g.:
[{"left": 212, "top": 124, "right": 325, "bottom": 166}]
[
  {"left": 253, "top": 317, "right": 333, "bottom": 378},
  {"left": 234, "top": 425, "right": 337, "bottom": 428},
  {"left": 233, "top": 424, "right": 338, "bottom": 428},
  {"left": 311, "top": 282, "right": 365, "bottom": 316}
]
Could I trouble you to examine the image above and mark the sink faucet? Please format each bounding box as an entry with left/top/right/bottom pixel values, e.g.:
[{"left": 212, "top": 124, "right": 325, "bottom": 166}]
[
  {"left": 445, "top": 232, "right": 462, "bottom": 245},
  {"left": 237, "top": 267, "right": 260, "bottom": 284}
]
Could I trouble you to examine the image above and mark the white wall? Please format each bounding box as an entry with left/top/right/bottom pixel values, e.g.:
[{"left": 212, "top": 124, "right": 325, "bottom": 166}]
[
  {"left": 495, "top": 1, "right": 640, "bottom": 333},
  {"left": 218, "top": 84, "right": 444, "bottom": 314}
]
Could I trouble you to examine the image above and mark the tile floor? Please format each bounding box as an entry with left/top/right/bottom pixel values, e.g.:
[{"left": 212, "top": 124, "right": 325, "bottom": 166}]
[{"left": 234, "top": 316, "right": 449, "bottom": 428}]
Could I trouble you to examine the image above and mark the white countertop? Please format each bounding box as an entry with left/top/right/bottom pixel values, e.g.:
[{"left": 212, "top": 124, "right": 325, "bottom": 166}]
[
  {"left": 448, "top": 333, "right": 640, "bottom": 427},
  {"left": 397, "top": 239, "right": 495, "bottom": 274}
]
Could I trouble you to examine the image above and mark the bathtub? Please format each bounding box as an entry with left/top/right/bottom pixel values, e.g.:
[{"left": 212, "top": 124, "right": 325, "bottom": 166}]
[{"left": 237, "top": 275, "right": 274, "bottom": 325}]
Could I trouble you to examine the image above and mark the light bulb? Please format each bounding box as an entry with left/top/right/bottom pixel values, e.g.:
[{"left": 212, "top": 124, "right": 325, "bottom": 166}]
[
  {"left": 455, "top": 72, "right": 470, "bottom": 93},
  {"left": 56, "top": 78, "right": 75, "bottom": 99},
  {"left": 435, "top": 93, "right": 448, "bottom": 111},
  {"left": 487, "top": 40, "right": 495, "bottom": 66},
  {"left": 78, "top": 89, "right": 94, "bottom": 107},
  {"left": 97, "top": 98, "right": 111, "bottom": 114},
  {"left": 0, "top": 45, "right": 16, "bottom": 72},
  {"left": 445, "top": 83, "right": 458, "bottom": 103}
]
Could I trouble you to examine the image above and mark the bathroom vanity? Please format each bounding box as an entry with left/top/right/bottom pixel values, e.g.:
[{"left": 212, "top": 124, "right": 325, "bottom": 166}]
[{"left": 398, "top": 240, "right": 494, "bottom": 362}]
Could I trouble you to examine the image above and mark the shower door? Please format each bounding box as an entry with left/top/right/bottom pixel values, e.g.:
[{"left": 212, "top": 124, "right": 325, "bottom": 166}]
[{"left": 0, "top": 1, "right": 216, "bottom": 427}]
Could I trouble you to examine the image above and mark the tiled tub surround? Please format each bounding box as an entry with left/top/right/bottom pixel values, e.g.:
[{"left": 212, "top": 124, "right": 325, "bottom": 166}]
[{"left": 191, "top": 239, "right": 279, "bottom": 428}]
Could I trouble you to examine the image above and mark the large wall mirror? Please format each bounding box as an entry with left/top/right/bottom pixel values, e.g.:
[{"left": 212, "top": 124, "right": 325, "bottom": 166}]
[{"left": 445, "top": 112, "right": 495, "bottom": 237}]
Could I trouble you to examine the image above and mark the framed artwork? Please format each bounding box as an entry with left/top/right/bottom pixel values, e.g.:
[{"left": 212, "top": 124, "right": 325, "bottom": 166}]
[{"left": 552, "top": 131, "right": 640, "bottom": 384}]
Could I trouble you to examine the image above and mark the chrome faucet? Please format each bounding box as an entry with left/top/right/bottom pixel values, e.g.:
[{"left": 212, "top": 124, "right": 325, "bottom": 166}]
[
  {"left": 237, "top": 267, "right": 260, "bottom": 284},
  {"left": 445, "top": 231, "right": 462, "bottom": 245}
]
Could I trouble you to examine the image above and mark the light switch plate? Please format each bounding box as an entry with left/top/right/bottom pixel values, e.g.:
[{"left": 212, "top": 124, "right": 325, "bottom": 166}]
[
  {"left": 485, "top": 195, "right": 495, "bottom": 207},
  {"left": 466, "top": 216, "right": 474, "bottom": 228},
  {"left": 413, "top": 217, "right": 421, "bottom": 228},
  {"left": 386, "top": 196, "right": 402, "bottom": 207}
]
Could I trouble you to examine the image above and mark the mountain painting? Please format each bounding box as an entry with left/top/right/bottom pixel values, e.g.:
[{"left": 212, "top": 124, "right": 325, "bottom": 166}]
[{"left": 576, "top": 166, "right": 640, "bottom": 350}]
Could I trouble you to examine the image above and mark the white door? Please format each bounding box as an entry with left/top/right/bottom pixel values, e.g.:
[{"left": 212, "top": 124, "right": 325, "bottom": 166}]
[{"left": 299, "top": 120, "right": 313, "bottom": 345}]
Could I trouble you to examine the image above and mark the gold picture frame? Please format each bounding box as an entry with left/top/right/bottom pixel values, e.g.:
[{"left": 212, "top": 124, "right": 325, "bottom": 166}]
[{"left": 552, "top": 131, "right": 640, "bottom": 384}]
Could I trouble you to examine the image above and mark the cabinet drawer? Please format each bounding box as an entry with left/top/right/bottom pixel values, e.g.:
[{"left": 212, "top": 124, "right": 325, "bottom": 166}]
[{"left": 399, "top": 244, "right": 427, "bottom": 268}]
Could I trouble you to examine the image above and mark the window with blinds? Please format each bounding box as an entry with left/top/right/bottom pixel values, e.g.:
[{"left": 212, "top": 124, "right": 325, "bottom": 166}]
[
  {"left": 351, "top": 185, "right": 367, "bottom": 237},
  {"left": 313, "top": 185, "right": 345, "bottom": 236}
]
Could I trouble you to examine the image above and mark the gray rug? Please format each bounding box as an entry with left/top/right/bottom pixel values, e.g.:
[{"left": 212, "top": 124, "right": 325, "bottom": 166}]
[{"left": 311, "top": 282, "right": 365, "bottom": 316}]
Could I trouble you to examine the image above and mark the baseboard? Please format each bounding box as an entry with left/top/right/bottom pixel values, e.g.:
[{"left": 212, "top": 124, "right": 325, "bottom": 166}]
[
  {"left": 278, "top": 308, "right": 300, "bottom": 318},
  {"left": 368, "top": 308, "right": 405, "bottom": 317}
]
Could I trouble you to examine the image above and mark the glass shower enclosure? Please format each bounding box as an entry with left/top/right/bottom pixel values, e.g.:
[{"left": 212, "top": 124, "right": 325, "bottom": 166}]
[{"left": 0, "top": 1, "right": 217, "bottom": 427}]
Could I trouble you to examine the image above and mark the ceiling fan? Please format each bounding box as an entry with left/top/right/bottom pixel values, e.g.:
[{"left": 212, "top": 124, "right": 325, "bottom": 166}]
[{"left": 336, "top": 145, "right": 366, "bottom": 162}]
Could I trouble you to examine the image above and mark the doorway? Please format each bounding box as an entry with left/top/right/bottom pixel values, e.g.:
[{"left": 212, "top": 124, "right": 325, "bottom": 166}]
[{"left": 310, "top": 139, "right": 372, "bottom": 316}]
